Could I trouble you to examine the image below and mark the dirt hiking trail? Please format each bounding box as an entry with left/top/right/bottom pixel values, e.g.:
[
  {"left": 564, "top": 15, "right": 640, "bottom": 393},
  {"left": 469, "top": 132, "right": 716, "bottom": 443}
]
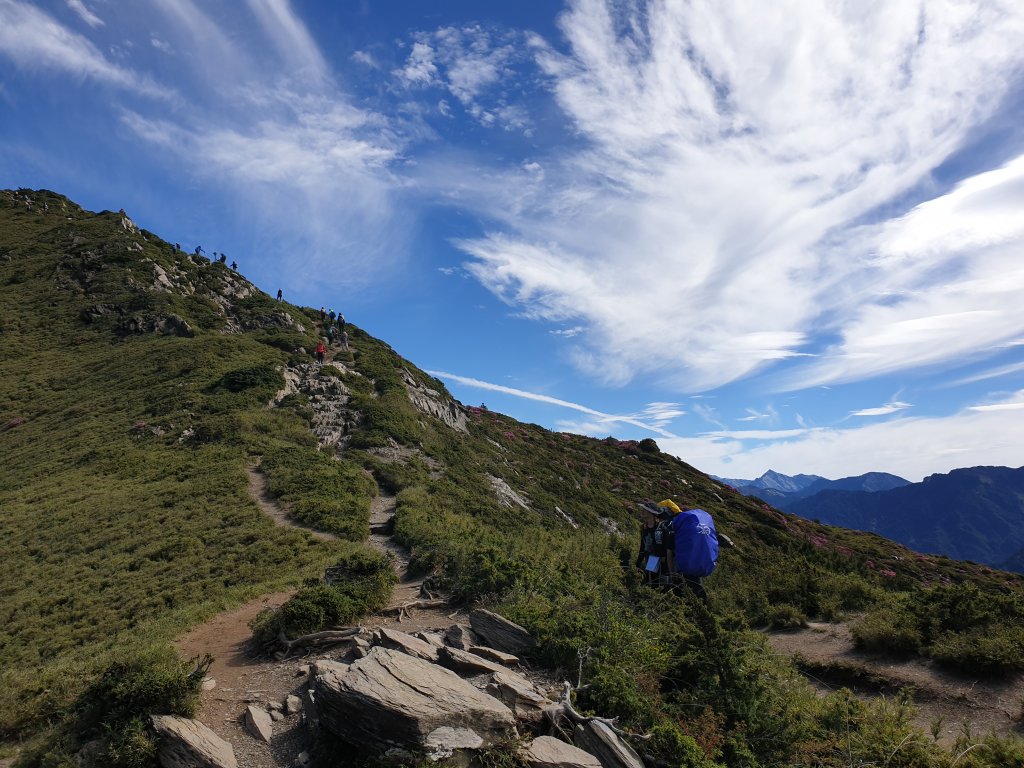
[
  {"left": 176, "top": 479, "right": 461, "bottom": 767},
  {"left": 768, "top": 621, "right": 1024, "bottom": 746}
]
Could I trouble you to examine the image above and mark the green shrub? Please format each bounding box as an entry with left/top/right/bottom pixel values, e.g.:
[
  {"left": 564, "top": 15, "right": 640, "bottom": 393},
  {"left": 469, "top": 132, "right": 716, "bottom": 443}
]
[
  {"left": 250, "top": 551, "right": 395, "bottom": 644},
  {"left": 767, "top": 604, "right": 807, "bottom": 630},
  {"left": 216, "top": 363, "right": 283, "bottom": 394},
  {"left": 851, "top": 607, "right": 922, "bottom": 656},
  {"left": 930, "top": 627, "right": 1024, "bottom": 675}
]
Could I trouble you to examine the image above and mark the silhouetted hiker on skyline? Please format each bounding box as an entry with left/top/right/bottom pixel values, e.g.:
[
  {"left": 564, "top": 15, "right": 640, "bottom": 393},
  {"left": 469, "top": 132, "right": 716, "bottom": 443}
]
[
  {"left": 194, "top": 246, "right": 203, "bottom": 257},
  {"left": 276, "top": 289, "right": 283, "bottom": 301},
  {"left": 339, "top": 313, "right": 346, "bottom": 331},
  {"left": 219, "top": 254, "right": 227, "bottom": 264},
  {"left": 231, "top": 260, "right": 237, "bottom": 271}
]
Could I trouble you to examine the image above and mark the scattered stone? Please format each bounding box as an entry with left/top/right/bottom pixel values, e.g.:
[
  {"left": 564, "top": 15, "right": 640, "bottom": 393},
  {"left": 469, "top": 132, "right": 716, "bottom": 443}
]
[
  {"left": 485, "top": 670, "right": 553, "bottom": 722},
  {"left": 377, "top": 626, "right": 441, "bottom": 662},
  {"left": 244, "top": 704, "right": 273, "bottom": 743},
  {"left": 296, "top": 752, "right": 310, "bottom": 766},
  {"left": 523, "top": 736, "right": 602, "bottom": 768},
  {"left": 286, "top": 694, "right": 303, "bottom": 715},
  {"left": 270, "top": 710, "right": 285, "bottom": 723},
  {"left": 468, "top": 645, "right": 519, "bottom": 666},
  {"left": 444, "top": 624, "right": 480, "bottom": 651},
  {"left": 353, "top": 636, "right": 372, "bottom": 658},
  {"left": 469, "top": 609, "right": 535, "bottom": 654},
  {"left": 150, "top": 715, "right": 238, "bottom": 768},
  {"left": 439, "top": 646, "right": 507, "bottom": 676},
  {"left": 200, "top": 677, "right": 216, "bottom": 691},
  {"left": 416, "top": 631, "right": 445, "bottom": 648},
  {"left": 314, "top": 647, "right": 516, "bottom": 759},
  {"left": 267, "top": 701, "right": 283, "bottom": 712},
  {"left": 573, "top": 721, "right": 644, "bottom": 768}
]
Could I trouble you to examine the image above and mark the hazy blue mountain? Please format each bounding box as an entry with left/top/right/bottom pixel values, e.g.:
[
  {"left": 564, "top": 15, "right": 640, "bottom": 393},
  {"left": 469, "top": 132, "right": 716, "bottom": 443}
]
[
  {"left": 715, "top": 470, "right": 908, "bottom": 509},
  {"left": 788, "top": 466, "right": 1024, "bottom": 567}
]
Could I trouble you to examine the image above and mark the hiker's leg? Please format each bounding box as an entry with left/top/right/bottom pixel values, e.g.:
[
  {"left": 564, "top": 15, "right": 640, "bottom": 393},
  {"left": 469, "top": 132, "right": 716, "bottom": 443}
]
[{"left": 685, "top": 576, "right": 708, "bottom": 604}]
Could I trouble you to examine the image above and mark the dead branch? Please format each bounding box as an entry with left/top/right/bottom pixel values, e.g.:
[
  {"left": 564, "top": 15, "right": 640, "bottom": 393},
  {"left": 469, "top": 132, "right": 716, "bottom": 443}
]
[
  {"left": 545, "top": 681, "right": 653, "bottom": 741},
  {"left": 279, "top": 627, "right": 361, "bottom": 655},
  {"left": 381, "top": 598, "right": 450, "bottom": 622}
]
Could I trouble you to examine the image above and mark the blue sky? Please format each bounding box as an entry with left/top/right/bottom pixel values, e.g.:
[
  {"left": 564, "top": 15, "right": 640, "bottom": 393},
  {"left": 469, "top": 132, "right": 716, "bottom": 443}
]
[{"left": 2, "top": 0, "right": 1024, "bottom": 482}]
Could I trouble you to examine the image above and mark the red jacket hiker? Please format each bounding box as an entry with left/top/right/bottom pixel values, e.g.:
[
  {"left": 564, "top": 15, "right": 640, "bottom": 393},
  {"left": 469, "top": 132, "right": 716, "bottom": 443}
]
[{"left": 315, "top": 341, "right": 326, "bottom": 364}]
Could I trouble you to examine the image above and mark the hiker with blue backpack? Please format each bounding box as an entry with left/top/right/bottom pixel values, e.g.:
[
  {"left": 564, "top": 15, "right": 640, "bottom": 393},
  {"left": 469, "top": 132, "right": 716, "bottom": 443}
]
[{"left": 636, "top": 499, "right": 724, "bottom": 603}]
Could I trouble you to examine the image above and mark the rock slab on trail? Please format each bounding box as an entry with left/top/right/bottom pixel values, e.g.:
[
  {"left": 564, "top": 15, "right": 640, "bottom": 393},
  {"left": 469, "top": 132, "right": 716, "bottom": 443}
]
[
  {"left": 469, "top": 609, "right": 535, "bottom": 654},
  {"left": 150, "top": 715, "right": 238, "bottom": 768},
  {"left": 314, "top": 646, "right": 517, "bottom": 759},
  {"left": 244, "top": 704, "right": 273, "bottom": 743}
]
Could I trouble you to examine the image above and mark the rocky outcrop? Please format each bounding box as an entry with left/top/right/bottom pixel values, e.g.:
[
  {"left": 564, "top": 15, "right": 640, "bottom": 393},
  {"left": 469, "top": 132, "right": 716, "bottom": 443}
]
[
  {"left": 485, "top": 669, "right": 553, "bottom": 722},
  {"left": 401, "top": 369, "right": 469, "bottom": 433},
  {"left": 314, "top": 647, "right": 517, "bottom": 759},
  {"left": 150, "top": 715, "right": 238, "bottom": 768},
  {"left": 115, "top": 313, "right": 194, "bottom": 338},
  {"left": 470, "top": 609, "right": 536, "bottom": 654},
  {"left": 523, "top": 736, "right": 603, "bottom": 768},
  {"left": 487, "top": 475, "right": 531, "bottom": 510},
  {"left": 272, "top": 362, "right": 361, "bottom": 451}
]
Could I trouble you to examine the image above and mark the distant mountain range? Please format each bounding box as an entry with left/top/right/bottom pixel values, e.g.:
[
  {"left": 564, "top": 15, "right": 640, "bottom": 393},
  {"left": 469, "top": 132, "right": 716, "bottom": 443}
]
[
  {"left": 720, "top": 467, "right": 1024, "bottom": 570},
  {"left": 715, "top": 469, "right": 910, "bottom": 509}
]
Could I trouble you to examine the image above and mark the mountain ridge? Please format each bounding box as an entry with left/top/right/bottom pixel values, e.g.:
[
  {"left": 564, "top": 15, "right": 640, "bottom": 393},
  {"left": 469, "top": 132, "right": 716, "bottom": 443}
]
[{"left": 5, "top": 188, "right": 1024, "bottom": 767}]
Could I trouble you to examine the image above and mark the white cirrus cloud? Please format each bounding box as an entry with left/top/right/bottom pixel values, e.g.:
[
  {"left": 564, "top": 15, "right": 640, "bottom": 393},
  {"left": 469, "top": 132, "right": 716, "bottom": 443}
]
[
  {"left": 0, "top": 0, "right": 164, "bottom": 97},
  {"left": 850, "top": 401, "right": 912, "bottom": 417},
  {"left": 66, "top": 0, "right": 102, "bottom": 28},
  {"left": 454, "top": 0, "right": 1024, "bottom": 393}
]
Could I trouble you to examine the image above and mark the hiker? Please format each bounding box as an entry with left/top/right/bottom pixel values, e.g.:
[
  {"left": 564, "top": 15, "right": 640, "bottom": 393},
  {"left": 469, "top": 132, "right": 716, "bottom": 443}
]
[
  {"left": 231, "top": 260, "right": 237, "bottom": 271},
  {"left": 320, "top": 306, "right": 327, "bottom": 322},
  {"left": 315, "top": 339, "right": 326, "bottom": 365},
  {"left": 174, "top": 243, "right": 181, "bottom": 253},
  {"left": 328, "top": 309, "right": 336, "bottom": 324},
  {"left": 276, "top": 288, "right": 283, "bottom": 301},
  {"left": 194, "top": 245, "right": 203, "bottom": 257},
  {"left": 338, "top": 313, "right": 346, "bottom": 331},
  {"left": 219, "top": 254, "right": 227, "bottom": 264},
  {"left": 634, "top": 501, "right": 673, "bottom": 588},
  {"left": 325, "top": 325, "right": 335, "bottom": 345},
  {"left": 664, "top": 499, "right": 719, "bottom": 604},
  {"left": 340, "top": 330, "right": 349, "bottom": 350}
]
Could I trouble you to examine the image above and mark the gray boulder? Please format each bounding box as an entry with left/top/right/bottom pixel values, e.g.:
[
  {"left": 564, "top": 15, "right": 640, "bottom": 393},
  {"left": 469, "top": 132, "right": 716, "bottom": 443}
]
[
  {"left": 485, "top": 670, "right": 553, "bottom": 722},
  {"left": 150, "top": 715, "right": 238, "bottom": 768},
  {"left": 314, "top": 647, "right": 516, "bottom": 759},
  {"left": 244, "top": 704, "right": 273, "bottom": 743},
  {"left": 469, "top": 609, "right": 535, "bottom": 654},
  {"left": 377, "top": 627, "right": 441, "bottom": 662},
  {"left": 523, "top": 736, "right": 603, "bottom": 768},
  {"left": 444, "top": 624, "right": 480, "bottom": 650},
  {"left": 573, "top": 721, "right": 644, "bottom": 768}
]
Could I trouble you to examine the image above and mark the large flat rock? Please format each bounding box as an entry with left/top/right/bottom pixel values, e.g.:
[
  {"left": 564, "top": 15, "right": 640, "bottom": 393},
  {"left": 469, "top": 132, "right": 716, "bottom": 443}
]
[
  {"left": 314, "top": 647, "right": 517, "bottom": 759},
  {"left": 469, "top": 609, "right": 535, "bottom": 654},
  {"left": 523, "top": 736, "right": 603, "bottom": 768},
  {"left": 150, "top": 715, "right": 237, "bottom": 768}
]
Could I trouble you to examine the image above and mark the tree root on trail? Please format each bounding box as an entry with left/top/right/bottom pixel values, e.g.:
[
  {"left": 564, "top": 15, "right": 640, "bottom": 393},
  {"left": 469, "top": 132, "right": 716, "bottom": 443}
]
[
  {"left": 545, "top": 681, "right": 653, "bottom": 741},
  {"left": 273, "top": 627, "right": 362, "bottom": 657},
  {"left": 381, "top": 598, "right": 450, "bottom": 622}
]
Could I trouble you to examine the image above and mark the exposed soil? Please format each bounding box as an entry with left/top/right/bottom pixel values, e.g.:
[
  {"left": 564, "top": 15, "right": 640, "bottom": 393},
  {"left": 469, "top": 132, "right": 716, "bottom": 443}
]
[
  {"left": 175, "top": 476, "right": 461, "bottom": 767},
  {"left": 246, "top": 465, "right": 336, "bottom": 542},
  {"left": 768, "top": 621, "right": 1024, "bottom": 746}
]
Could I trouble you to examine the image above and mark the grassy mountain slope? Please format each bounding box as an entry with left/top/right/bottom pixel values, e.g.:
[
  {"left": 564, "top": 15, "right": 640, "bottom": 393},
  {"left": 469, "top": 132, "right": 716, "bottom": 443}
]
[{"left": 4, "top": 189, "right": 1024, "bottom": 768}]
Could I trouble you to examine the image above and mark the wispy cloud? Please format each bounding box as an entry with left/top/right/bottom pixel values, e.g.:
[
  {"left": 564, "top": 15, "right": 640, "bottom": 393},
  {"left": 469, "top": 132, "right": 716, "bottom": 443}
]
[
  {"left": 429, "top": 370, "right": 678, "bottom": 437},
  {"left": 659, "top": 391, "right": 1024, "bottom": 482},
  {"left": 0, "top": 0, "right": 164, "bottom": 97},
  {"left": 454, "top": 0, "right": 1024, "bottom": 392},
  {"left": 944, "top": 361, "right": 1024, "bottom": 387},
  {"left": 737, "top": 406, "right": 779, "bottom": 423},
  {"left": 396, "top": 24, "right": 537, "bottom": 131},
  {"left": 65, "top": 0, "right": 102, "bottom": 28},
  {"left": 850, "top": 401, "right": 912, "bottom": 417}
]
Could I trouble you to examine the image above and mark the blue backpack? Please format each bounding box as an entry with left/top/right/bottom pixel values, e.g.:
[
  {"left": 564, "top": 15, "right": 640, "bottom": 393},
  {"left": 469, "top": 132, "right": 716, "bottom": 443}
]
[{"left": 671, "top": 508, "right": 719, "bottom": 578}]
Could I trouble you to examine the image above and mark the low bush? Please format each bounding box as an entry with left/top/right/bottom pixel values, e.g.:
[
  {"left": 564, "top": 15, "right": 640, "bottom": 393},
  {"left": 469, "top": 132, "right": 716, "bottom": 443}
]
[
  {"left": 930, "top": 627, "right": 1024, "bottom": 675},
  {"left": 767, "top": 603, "right": 808, "bottom": 630},
  {"left": 851, "top": 607, "right": 922, "bottom": 656}
]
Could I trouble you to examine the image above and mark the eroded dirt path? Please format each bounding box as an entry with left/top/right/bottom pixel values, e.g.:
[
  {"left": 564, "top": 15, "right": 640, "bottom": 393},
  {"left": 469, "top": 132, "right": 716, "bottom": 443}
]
[
  {"left": 246, "top": 464, "right": 336, "bottom": 542},
  {"left": 768, "top": 621, "right": 1024, "bottom": 745},
  {"left": 177, "top": 480, "right": 458, "bottom": 766}
]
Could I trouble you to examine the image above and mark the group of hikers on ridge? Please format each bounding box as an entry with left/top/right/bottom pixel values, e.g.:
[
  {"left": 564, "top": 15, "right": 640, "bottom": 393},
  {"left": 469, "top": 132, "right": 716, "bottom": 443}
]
[
  {"left": 634, "top": 498, "right": 732, "bottom": 603},
  {"left": 315, "top": 306, "right": 348, "bottom": 364}
]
